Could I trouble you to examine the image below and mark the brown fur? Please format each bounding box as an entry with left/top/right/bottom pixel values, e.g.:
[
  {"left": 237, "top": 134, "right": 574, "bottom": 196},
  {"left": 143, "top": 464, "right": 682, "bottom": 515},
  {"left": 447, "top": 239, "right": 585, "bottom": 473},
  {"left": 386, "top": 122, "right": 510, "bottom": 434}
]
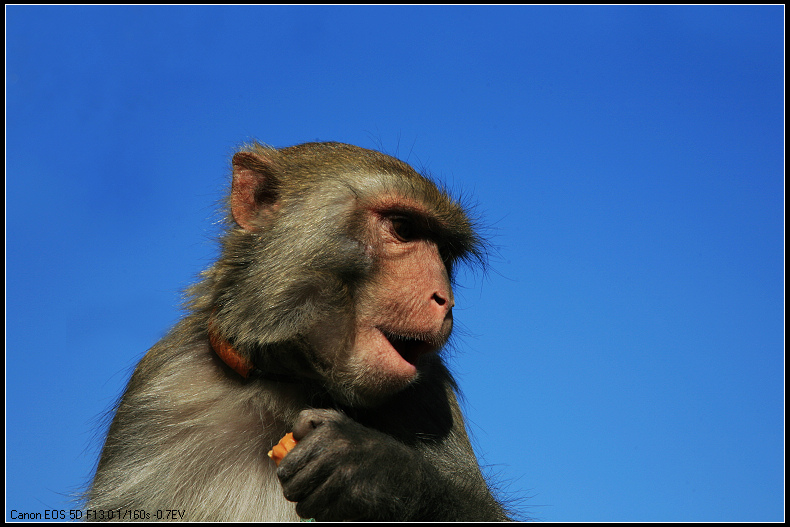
[{"left": 85, "top": 142, "right": 505, "bottom": 521}]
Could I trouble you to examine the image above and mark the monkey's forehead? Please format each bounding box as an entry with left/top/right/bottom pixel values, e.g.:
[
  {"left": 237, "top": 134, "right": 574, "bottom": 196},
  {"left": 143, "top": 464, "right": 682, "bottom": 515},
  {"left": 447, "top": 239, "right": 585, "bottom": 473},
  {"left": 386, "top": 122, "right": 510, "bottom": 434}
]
[{"left": 304, "top": 169, "right": 471, "bottom": 225}]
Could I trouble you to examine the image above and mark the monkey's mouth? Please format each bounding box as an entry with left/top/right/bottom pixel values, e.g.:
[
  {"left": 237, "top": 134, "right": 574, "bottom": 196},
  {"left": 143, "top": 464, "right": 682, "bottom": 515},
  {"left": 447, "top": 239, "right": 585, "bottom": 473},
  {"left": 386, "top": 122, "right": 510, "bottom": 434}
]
[{"left": 379, "top": 329, "right": 436, "bottom": 365}]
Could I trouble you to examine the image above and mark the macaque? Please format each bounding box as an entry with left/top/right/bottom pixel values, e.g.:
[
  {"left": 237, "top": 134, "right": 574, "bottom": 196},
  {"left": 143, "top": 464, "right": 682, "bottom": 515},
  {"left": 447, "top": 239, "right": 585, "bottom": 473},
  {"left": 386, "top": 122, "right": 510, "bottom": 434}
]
[{"left": 85, "top": 141, "right": 510, "bottom": 521}]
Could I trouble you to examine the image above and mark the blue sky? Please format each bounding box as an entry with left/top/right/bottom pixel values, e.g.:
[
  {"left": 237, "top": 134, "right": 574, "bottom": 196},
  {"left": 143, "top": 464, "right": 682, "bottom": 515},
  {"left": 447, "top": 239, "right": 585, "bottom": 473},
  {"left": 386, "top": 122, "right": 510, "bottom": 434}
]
[{"left": 6, "top": 5, "right": 783, "bottom": 522}]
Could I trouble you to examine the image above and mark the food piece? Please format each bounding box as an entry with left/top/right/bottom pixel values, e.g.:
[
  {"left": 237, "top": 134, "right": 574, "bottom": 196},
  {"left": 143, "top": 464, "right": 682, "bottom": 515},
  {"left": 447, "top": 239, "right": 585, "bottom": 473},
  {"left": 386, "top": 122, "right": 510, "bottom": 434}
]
[{"left": 267, "top": 432, "right": 298, "bottom": 466}]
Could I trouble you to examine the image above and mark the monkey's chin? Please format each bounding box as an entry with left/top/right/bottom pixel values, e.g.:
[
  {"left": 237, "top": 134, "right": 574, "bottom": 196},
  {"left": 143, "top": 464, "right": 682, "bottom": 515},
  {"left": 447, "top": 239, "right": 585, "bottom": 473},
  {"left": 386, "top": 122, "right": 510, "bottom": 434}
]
[
  {"left": 341, "top": 327, "right": 430, "bottom": 400},
  {"left": 323, "top": 327, "right": 440, "bottom": 407}
]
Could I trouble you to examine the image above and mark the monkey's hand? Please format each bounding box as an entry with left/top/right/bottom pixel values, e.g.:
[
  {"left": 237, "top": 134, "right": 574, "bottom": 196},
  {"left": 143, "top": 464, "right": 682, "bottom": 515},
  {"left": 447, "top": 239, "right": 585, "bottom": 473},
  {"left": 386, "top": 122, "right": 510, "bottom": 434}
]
[{"left": 276, "top": 408, "right": 439, "bottom": 521}]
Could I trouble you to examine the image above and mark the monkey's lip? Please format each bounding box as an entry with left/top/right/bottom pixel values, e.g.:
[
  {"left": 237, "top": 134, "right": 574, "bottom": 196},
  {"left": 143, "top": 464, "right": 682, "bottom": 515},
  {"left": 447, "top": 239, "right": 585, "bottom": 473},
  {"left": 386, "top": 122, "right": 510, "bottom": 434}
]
[{"left": 378, "top": 329, "right": 436, "bottom": 365}]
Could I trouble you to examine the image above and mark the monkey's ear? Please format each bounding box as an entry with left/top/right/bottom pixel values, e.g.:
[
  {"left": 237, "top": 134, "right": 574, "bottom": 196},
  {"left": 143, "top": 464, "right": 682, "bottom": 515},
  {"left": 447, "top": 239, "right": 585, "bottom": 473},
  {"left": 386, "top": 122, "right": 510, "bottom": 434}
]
[{"left": 231, "top": 152, "right": 280, "bottom": 231}]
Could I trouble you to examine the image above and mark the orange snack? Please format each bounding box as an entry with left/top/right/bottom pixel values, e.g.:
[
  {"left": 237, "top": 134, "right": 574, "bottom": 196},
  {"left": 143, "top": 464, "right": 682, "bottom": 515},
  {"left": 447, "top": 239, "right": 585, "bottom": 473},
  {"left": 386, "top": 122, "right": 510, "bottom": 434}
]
[{"left": 267, "top": 432, "right": 298, "bottom": 466}]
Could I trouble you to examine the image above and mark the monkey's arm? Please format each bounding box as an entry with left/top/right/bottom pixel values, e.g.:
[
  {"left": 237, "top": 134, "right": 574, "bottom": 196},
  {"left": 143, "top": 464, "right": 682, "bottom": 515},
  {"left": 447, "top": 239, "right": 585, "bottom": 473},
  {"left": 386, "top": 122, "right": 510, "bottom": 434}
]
[
  {"left": 277, "top": 361, "right": 510, "bottom": 521},
  {"left": 422, "top": 390, "right": 512, "bottom": 521}
]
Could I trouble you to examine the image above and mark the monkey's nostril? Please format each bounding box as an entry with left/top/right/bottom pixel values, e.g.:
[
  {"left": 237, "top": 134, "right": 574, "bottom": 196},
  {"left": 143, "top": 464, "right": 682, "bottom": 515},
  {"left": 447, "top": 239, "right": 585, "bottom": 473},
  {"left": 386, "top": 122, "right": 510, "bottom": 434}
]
[{"left": 433, "top": 292, "right": 453, "bottom": 307}]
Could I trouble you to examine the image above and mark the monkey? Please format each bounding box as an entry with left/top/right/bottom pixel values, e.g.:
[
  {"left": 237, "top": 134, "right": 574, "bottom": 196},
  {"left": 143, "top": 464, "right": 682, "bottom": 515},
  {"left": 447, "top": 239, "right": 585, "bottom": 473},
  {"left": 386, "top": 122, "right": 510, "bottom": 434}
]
[{"left": 85, "top": 141, "right": 511, "bottom": 521}]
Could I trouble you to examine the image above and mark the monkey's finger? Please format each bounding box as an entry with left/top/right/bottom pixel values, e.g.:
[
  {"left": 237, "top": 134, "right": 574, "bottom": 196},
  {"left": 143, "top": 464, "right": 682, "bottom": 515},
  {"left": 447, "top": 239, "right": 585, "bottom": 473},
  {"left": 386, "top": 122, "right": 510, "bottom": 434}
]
[
  {"left": 285, "top": 464, "right": 345, "bottom": 518},
  {"left": 292, "top": 408, "right": 340, "bottom": 441}
]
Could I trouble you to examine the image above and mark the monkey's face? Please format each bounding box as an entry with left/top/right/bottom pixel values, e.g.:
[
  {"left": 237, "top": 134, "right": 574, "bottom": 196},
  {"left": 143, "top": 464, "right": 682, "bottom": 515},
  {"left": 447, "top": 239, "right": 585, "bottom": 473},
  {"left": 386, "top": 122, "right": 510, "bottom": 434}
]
[
  {"left": 226, "top": 143, "right": 478, "bottom": 407},
  {"left": 305, "top": 204, "right": 455, "bottom": 407}
]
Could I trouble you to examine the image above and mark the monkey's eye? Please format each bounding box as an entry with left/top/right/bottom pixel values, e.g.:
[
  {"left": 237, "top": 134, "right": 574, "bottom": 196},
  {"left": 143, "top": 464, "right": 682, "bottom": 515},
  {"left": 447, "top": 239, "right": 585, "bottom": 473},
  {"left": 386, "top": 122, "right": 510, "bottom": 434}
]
[{"left": 389, "top": 215, "right": 417, "bottom": 242}]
